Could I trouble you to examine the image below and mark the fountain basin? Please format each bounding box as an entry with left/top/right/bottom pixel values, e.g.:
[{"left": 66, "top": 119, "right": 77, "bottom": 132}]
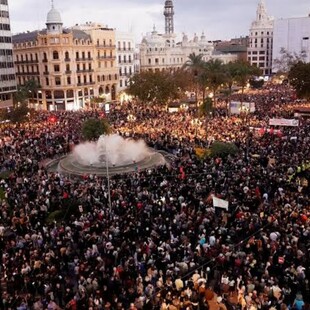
[{"left": 57, "top": 149, "right": 166, "bottom": 177}]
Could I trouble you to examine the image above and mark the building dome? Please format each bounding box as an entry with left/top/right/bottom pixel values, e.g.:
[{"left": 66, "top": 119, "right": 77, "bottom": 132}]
[{"left": 46, "top": 6, "right": 62, "bottom": 24}]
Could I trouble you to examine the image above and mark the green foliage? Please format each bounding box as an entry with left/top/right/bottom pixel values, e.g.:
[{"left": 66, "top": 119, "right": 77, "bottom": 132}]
[
  {"left": 209, "top": 141, "right": 239, "bottom": 158},
  {"left": 199, "top": 97, "right": 213, "bottom": 117},
  {"left": 7, "top": 103, "right": 30, "bottom": 123},
  {"left": 46, "top": 198, "right": 82, "bottom": 224},
  {"left": 82, "top": 118, "right": 111, "bottom": 141},
  {"left": 13, "top": 79, "right": 41, "bottom": 105},
  {"left": 288, "top": 62, "right": 310, "bottom": 100},
  {"left": 46, "top": 210, "right": 64, "bottom": 224},
  {"left": 0, "top": 187, "right": 5, "bottom": 200},
  {"left": 127, "top": 70, "right": 179, "bottom": 104},
  {"left": 228, "top": 60, "right": 261, "bottom": 92},
  {"left": 0, "top": 170, "right": 12, "bottom": 179}
]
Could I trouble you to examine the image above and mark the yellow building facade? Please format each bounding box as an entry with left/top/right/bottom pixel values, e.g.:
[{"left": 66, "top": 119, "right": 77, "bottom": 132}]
[{"left": 12, "top": 4, "right": 118, "bottom": 110}]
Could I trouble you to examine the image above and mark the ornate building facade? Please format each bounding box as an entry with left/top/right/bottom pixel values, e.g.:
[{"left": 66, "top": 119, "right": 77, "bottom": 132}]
[
  {"left": 139, "top": 0, "right": 237, "bottom": 72},
  {"left": 247, "top": 0, "right": 274, "bottom": 76},
  {"left": 115, "top": 31, "right": 135, "bottom": 93},
  {"left": 13, "top": 4, "right": 118, "bottom": 110},
  {"left": 0, "top": 0, "right": 16, "bottom": 108}
]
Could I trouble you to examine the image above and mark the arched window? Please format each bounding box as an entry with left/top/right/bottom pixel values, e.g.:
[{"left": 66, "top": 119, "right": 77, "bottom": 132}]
[{"left": 53, "top": 51, "right": 59, "bottom": 60}]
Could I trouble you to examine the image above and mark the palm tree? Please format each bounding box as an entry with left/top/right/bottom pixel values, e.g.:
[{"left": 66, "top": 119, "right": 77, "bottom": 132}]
[
  {"left": 183, "top": 53, "right": 205, "bottom": 101},
  {"left": 204, "top": 59, "right": 226, "bottom": 107},
  {"left": 232, "top": 60, "right": 261, "bottom": 105}
]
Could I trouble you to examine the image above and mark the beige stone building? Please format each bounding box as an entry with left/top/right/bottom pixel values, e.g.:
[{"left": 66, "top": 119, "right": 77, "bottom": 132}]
[{"left": 12, "top": 4, "right": 118, "bottom": 110}]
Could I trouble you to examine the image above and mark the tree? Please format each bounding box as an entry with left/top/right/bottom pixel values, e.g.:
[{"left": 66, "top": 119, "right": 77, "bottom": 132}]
[
  {"left": 82, "top": 118, "right": 111, "bottom": 141},
  {"left": 183, "top": 53, "right": 205, "bottom": 100},
  {"left": 199, "top": 97, "right": 213, "bottom": 118},
  {"left": 210, "top": 141, "right": 239, "bottom": 158},
  {"left": 288, "top": 62, "right": 310, "bottom": 100},
  {"left": 273, "top": 48, "right": 307, "bottom": 74},
  {"left": 203, "top": 59, "right": 226, "bottom": 106},
  {"left": 13, "top": 78, "right": 41, "bottom": 106},
  {"left": 232, "top": 60, "right": 261, "bottom": 104},
  {"left": 127, "top": 70, "right": 179, "bottom": 104}
]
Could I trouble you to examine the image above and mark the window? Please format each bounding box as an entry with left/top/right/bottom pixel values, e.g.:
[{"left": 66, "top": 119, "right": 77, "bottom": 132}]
[
  {"left": 55, "top": 77, "right": 61, "bottom": 85},
  {"left": 120, "top": 80, "right": 123, "bottom": 87},
  {"left": 66, "top": 64, "right": 70, "bottom": 71},
  {"left": 65, "top": 51, "right": 69, "bottom": 60},
  {"left": 54, "top": 65, "right": 60, "bottom": 72},
  {"left": 148, "top": 58, "right": 151, "bottom": 64},
  {"left": 67, "top": 77, "right": 71, "bottom": 85},
  {"left": 53, "top": 51, "right": 59, "bottom": 60},
  {"left": 46, "top": 77, "right": 49, "bottom": 86}
]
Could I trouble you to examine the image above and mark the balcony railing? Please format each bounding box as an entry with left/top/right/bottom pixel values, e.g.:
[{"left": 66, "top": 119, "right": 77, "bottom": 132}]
[
  {"left": 97, "top": 56, "right": 116, "bottom": 60},
  {"left": 75, "top": 57, "right": 93, "bottom": 61},
  {"left": 96, "top": 44, "right": 116, "bottom": 48}
]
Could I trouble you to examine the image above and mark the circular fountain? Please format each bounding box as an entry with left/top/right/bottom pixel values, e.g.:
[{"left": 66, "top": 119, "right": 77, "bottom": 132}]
[{"left": 57, "top": 134, "right": 167, "bottom": 177}]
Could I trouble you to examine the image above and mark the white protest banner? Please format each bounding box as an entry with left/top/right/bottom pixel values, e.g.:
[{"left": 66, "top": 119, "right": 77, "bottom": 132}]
[
  {"left": 212, "top": 196, "right": 229, "bottom": 211},
  {"left": 269, "top": 118, "right": 299, "bottom": 127}
]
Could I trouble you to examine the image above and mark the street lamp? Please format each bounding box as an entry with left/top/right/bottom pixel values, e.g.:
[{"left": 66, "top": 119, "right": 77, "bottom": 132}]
[
  {"left": 105, "top": 142, "right": 112, "bottom": 213},
  {"left": 239, "top": 106, "right": 250, "bottom": 124},
  {"left": 127, "top": 114, "right": 136, "bottom": 122},
  {"left": 191, "top": 118, "right": 202, "bottom": 137}
]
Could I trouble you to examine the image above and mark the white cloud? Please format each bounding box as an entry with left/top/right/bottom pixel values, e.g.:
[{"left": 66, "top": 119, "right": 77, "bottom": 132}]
[{"left": 9, "top": 0, "right": 310, "bottom": 42}]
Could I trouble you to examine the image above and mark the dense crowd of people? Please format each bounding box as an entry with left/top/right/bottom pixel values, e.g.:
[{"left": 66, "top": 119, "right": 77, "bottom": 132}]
[{"left": 0, "top": 83, "right": 309, "bottom": 310}]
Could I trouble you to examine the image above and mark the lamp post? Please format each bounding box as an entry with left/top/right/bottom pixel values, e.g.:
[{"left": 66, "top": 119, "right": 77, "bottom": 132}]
[
  {"left": 127, "top": 114, "right": 136, "bottom": 130},
  {"left": 105, "top": 142, "right": 112, "bottom": 213},
  {"left": 239, "top": 106, "right": 250, "bottom": 125},
  {"left": 127, "top": 114, "right": 136, "bottom": 122},
  {"left": 191, "top": 118, "right": 202, "bottom": 137}
]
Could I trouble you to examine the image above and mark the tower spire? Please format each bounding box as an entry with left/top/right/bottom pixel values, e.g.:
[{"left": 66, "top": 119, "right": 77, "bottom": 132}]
[
  {"left": 51, "top": 0, "right": 54, "bottom": 8},
  {"left": 256, "top": 0, "right": 268, "bottom": 21},
  {"left": 164, "top": 0, "right": 174, "bottom": 35}
]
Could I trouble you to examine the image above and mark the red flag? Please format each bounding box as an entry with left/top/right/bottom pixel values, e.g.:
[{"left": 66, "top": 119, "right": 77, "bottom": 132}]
[{"left": 179, "top": 166, "right": 186, "bottom": 180}]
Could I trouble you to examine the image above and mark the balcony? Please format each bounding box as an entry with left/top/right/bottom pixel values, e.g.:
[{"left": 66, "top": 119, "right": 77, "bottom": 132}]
[
  {"left": 97, "top": 56, "right": 116, "bottom": 60},
  {"left": 76, "top": 69, "right": 94, "bottom": 73},
  {"left": 42, "top": 59, "right": 48, "bottom": 63},
  {"left": 64, "top": 58, "right": 71, "bottom": 62},
  {"left": 97, "top": 44, "right": 116, "bottom": 49},
  {"left": 65, "top": 70, "right": 72, "bottom": 74},
  {"left": 75, "top": 57, "right": 93, "bottom": 61},
  {"left": 43, "top": 71, "right": 49, "bottom": 75},
  {"left": 77, "top": 81, "right": 95, "bottom": 86}
]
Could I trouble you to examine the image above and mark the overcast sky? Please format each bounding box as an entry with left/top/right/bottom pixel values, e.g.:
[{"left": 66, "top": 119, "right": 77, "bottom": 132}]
[{"left": 9, "top": 0, "right": 310, "bottom": 42}]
